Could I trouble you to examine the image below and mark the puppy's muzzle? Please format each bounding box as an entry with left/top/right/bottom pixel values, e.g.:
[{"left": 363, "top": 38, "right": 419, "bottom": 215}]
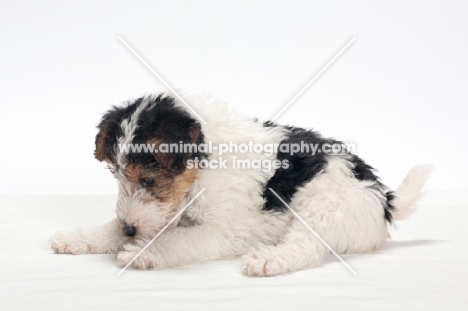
[{"left": 123, "top": 225, "right": 136, "bottom": 237}]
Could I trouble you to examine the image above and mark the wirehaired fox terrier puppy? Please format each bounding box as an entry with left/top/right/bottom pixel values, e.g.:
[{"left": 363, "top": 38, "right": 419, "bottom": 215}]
[{"left": 50, "top": 93, "right": 431, "bottom": 276}]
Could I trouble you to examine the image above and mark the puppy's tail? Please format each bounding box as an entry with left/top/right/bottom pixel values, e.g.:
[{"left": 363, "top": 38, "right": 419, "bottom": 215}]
[{"left": 390, "top": 165, "right": 432, "bottom": 221}]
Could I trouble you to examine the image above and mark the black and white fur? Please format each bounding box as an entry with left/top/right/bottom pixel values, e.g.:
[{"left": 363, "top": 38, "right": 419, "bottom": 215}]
[{"left": 50, "top": 93, "right": 431, "bottom": 276}]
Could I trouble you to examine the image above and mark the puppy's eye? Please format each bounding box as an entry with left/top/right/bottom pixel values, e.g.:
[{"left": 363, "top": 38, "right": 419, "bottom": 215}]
[{"left": 140, "top": 177, "right": 155, "bottom": 188}]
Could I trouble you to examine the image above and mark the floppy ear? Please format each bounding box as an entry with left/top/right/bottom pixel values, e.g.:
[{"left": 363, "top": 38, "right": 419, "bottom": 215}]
[
  {"left": 148, "top": 123, "right": 203, "bottom": 172},
  {"left": 142, "top": 97, "right": 204, "bottom": 171},
  {"left": 94, "top": 109, "right": 120, "bottom": 163},
  {"left": 93, "top": 104, "right": 127, "bottom": 163},
  {"left": 188, "top": 125, "right": 202, "bottom": 144},
  {"left": 94, "top": 126, "right": 109, "bottom": 162}
]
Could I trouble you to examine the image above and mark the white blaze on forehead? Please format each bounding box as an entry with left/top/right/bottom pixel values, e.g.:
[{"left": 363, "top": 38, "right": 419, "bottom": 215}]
[
  {"left": 116, "top": 178, "right": 143, "bottom": 213},
  {"left": 116, "top": 95, "right": 156, "bottom": 170}
]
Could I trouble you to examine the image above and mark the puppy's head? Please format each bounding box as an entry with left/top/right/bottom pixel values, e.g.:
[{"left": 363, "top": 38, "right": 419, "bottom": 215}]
[{"left": 94, "top": 94, "right": 204, "bottom": 239}]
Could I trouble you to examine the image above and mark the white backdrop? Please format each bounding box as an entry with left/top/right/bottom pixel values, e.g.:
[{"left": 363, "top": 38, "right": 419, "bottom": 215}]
[{"left": 0, "top": 1, "right": 466, "bottom": 194}]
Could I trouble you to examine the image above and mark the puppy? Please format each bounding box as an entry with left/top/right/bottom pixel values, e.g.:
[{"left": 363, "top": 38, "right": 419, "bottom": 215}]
[{"left": 50, "top": 93, "right": 431, "bottom": 276}]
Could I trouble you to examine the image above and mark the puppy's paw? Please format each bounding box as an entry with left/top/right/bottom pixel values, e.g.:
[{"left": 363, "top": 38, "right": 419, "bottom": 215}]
[
  {"left": 117, "top": 243, "right": 161, "bottom": 270},
  {"left": 49, "top": 231, "right": 95, "bottom": 255},
  {"left": 242, "top": 248, "right": 288, "bottom": 277}
]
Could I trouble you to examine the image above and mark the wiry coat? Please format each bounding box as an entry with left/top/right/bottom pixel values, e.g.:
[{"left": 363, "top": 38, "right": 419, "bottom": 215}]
[{"left": 50, "top": 93, "right": 431, "bottom": 276}]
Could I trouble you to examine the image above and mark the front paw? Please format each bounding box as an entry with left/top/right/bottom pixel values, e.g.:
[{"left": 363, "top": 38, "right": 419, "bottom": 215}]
[
  {"left": 49, "top": 231, "right": 93, "bottom": 254},
  {"left": 117, "top": 243, "right": 162, "bottom": 270},
  {"left": 242, "top": 248, "right": 288, "bottom": 277}
]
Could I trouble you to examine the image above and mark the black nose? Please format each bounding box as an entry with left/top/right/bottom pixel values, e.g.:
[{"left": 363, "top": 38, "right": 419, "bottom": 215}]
[{"left": 123, "top": 225, "right": 136, "bottom": 237}]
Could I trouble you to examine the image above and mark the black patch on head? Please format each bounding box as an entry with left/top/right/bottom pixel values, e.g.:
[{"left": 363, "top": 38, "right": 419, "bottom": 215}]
[
  {"left": 262, "top": 123, "right": 342, "bottom": 212},
  {"left": 94, "top": 97, "right": 142, "bottom": 162},
  {"left": 129, "top": 95, "right": 206, "bottom": 172},
  {"left": 95, "top": 94, "right": 206, "bottom": 173}
]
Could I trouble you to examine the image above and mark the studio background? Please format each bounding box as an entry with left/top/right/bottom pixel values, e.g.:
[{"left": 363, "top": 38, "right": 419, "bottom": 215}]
[
  {"left": 1, "top": 2, "right": 468, "bottom": 311},
  {"left": 1, "top": 1, "right": 466, "bottom": 194}
]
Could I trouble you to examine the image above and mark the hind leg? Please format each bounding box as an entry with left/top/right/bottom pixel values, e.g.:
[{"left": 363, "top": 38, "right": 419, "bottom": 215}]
[{"left": 242, "top": 218, "right": 331, "bottom": 276}]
